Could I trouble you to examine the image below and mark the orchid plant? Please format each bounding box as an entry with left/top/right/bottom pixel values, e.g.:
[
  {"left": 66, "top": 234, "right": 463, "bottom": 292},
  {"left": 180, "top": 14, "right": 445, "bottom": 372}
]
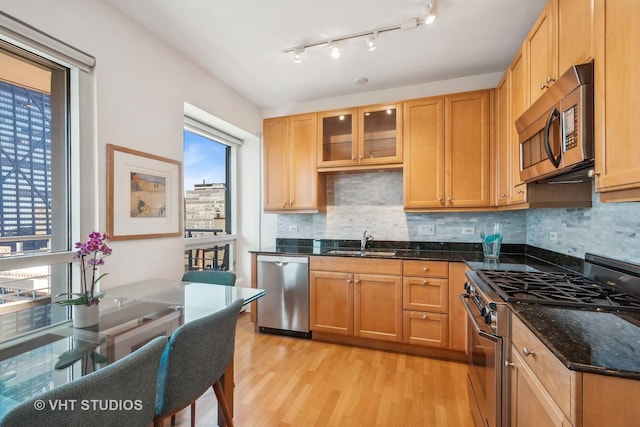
[{"left": 57, "top": 232, "right": 112, "bottom": 306}]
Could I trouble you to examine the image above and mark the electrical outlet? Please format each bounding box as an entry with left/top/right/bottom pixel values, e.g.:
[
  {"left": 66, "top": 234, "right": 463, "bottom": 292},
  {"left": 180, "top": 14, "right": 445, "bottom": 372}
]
[
  {"left": 418, "top": 224, "right": 435, "bottom": 236},
  {"left": 462, "top": 227, "right": 475, "bottom": 235},
  {"left": 549, "top": 231, "right": 557, "bottom": 241},
  {"left": 288, "top": 225, "right": 298, "bottom": 232}
]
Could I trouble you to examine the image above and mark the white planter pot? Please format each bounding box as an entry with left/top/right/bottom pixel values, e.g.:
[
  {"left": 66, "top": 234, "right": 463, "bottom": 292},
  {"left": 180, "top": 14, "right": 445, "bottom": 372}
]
[{"left": 72, "top": 304, "right": 100, "bottom": 328}]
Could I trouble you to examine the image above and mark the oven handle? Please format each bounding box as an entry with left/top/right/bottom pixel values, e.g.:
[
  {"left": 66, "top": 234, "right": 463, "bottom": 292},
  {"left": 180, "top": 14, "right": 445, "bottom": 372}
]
[{"left": 460, "top": 294, "right": 500, "bottom": 343}]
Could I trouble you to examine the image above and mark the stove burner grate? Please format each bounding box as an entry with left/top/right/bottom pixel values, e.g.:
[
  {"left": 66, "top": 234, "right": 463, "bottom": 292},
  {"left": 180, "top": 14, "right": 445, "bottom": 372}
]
[{"left": 477, "top": 270, "right": 640, "bottom": 311}]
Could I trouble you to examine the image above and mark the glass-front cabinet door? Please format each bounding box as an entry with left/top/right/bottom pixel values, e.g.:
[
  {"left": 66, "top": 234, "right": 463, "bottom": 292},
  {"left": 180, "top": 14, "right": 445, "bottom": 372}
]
[
  {"left": 358, "top": 103, "right": 402, "bottom": 166},
  {"left": 318, "top": 103, "right": 402, "bottom": 169},
  {"left": 318, "top": 109, "right": 357, "bottom": 167}
]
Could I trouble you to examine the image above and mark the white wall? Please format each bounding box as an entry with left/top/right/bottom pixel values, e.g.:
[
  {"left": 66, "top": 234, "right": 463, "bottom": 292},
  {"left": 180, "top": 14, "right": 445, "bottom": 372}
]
[{"left": 2, "top": 0, "right": 263, "bottom": 288}]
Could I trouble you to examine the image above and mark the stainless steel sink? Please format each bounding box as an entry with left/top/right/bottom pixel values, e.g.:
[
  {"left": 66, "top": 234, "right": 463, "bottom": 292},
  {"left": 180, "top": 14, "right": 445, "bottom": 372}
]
[{"left": 325, "top": 249, "right": 397, "bottom": 257}]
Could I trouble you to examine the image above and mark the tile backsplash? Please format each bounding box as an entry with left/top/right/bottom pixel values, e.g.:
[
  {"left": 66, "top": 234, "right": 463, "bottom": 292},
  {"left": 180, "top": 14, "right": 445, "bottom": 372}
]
[
  {"left": 275, "top": 170, "right": 640, "bottom": 264},
  {"left": 277, "top": 171, "right": 526, "bottom": 244}
]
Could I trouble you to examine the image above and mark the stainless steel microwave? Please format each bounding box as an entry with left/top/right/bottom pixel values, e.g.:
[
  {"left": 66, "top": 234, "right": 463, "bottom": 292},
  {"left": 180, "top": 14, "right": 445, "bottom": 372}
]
[{"left": 515, "top": 62, "right": 594, "bottom": 183}]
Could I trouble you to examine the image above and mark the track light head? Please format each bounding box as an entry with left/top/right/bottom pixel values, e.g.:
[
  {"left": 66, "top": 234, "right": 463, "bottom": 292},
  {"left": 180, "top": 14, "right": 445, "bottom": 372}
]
[
  {"left": 366, "top": 32, "right": 378, "bottom": 52},
  {"left": 292, "top": 47, "right": 304, "bottom": 63},
  {"left": 329, "top": 42, "right": 340, "bottom": 59},
  {"left": 423, "top": 0, "right": 437, "bottom": 24}
]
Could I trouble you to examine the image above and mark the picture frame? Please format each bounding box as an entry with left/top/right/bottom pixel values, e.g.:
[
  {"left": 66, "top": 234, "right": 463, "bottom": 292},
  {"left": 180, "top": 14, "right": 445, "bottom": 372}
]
[{"left": 107, "top": 144, "right": 182, "bottom": 241}]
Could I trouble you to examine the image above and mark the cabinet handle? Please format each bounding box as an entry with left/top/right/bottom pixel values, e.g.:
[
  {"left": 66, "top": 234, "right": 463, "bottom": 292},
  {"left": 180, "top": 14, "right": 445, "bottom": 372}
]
[
  {"left": 517, "top": 190, "right": 525, "bottom": 194},
  {"left": 501, "top": 193, "right": 507, "bottom": 198},
  {"left": 588, "top": 169, "right": 600, "bottom": 178},
  {"left": 354, "top": 279, "right": 360, "bottom": 284},
  {"left": 422, "top": 267, "right": 429, "bottom": 272},
  {"left": 546, "top": 76, "right": 556, "bottom": 84},
  {"left": 447, "top": 197, "right": 452, "bottom": 203},
  {"left": 504, "top": 361, "right": 515, "bottom": 368},
  {"left": 351, "top": 155, "right": 356, "bottom": 161},
  {"left": 422, "top": 280, "right": 427, "bottom": 285},
  {"left": 359, "top": 155, "right": 363, "bottom": 160},
  {"left": 437, "top": 197, "right": 443, "bottom": 203},
  {"left": 421, "top": 314, "right": 427, "bottom": 320},
  {"left": 283, "top": 202, "right": 287, "bottom": 208},
  {"left": 347, "top": 279, "right": 352, "bottom": 284},
  {"left": 522, "top": 347, "right": 536, "bottom": 357},
  {"left": 540, "top": 83, "right": 548, "bottom": 90}
]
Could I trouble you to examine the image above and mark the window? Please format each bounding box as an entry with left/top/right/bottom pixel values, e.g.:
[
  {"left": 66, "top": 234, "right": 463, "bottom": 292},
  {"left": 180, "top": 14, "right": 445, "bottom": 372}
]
[
  {"left": 183, "top": 113, "right": 240, "bottom": 273},
  {"left": 0, "top": 15, "right": 95, "bottom": 342}
]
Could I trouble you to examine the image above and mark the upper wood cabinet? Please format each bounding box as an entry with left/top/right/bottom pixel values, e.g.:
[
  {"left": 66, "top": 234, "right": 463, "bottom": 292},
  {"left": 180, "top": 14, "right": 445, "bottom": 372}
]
[
  {"left": 403, "top": 90, "right": 491, "bottom": 211},
  {"left": 593, "top": 0, "right": 640, "bottom": 201},
  {"left": 318, "top": 103, "right": 403, "bottom": 171},
  {"left": 263, "top": 114, "right": 325, "bottom": 212},
  {"left": 557, "top": 0, "right": 594, "bottom": 74},
  {"left": 526, "top": 0, "right": 594, "bottom": 107},
  {"left": 495, "top": 71, "right": 511, "bottom": 207},
  {"left": 526, "top": 0, "right": 557, "bottom": 106},
  {"left": 403, "top": 96, "right": 445, "bottom": 209},
  {"left": 445, "top": 90, "right": 492, "bottom": 209},
  {"left": 509, "top": 47, "right": 529, "bottom": 204}
]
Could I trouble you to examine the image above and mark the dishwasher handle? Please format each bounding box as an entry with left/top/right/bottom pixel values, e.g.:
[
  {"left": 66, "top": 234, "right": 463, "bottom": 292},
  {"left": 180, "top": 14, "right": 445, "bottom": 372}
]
[{"left": 257, "top": 255, "right": 309, "bottom": 264}]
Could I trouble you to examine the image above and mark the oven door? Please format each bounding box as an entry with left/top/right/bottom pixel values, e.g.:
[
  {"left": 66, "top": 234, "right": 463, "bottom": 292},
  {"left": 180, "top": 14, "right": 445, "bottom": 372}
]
[{"left": 461, "top": 294, "right": 503, "bottom": 427}]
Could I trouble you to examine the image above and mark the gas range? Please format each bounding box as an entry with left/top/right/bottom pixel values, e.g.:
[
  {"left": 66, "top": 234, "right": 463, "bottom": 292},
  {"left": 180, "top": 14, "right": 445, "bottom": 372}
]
[
  {"left": 466, "top": 253, "right": 640, "bottom": 325},
  {"left": 475, "top": 269, "right": 640, "bottom": 312}
]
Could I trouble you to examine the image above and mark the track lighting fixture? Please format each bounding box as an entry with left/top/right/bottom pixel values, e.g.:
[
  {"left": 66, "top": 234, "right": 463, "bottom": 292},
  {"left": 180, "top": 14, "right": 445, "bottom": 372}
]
[
  {"left": 424, "top": 0, "right": 437, "bottom": 25},
  {"left": 283, "top": 1, "right": 437, "bottom": 61},
  {"left": 366, "top": 32, "right": 378, "bottom": 52},
  {"left": 292, "top": 47, "right": 304, "bottom": 63},
  {"left": 329, "top": 42, "right": 340, "bottom": 59}
]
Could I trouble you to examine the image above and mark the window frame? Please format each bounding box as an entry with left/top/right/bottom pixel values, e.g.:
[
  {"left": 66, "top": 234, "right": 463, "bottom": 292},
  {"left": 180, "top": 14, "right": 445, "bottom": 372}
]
[
  {"left": 0, "top": 12, "right": 96, "bottom": 340},
  {"left": 183, "top": 112, "right": 241, "bottom": 272}
]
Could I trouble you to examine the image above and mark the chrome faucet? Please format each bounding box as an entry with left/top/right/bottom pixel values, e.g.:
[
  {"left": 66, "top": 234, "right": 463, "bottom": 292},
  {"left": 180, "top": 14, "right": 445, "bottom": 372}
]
[{"left": 361, "top": 230, "right": 373, "bottom": 251}]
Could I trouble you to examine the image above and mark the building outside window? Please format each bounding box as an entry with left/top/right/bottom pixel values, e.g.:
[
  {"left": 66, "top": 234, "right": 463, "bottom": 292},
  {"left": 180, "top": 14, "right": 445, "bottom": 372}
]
[
  {"left": 183, "top": 120, "right": 239, "bottom": 272},
  {"left": 0, "top": 19, "right": 95, "bottom": 344}
]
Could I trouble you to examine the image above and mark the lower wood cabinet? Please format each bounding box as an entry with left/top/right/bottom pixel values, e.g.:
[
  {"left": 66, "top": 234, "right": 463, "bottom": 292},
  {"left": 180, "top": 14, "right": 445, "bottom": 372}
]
[
  {"left": 310, "top": 256, "right": 402, "bottom": 342},
  {"left": 509, "top": 314, "right": 581, "bottom": 426},
  {"left": 402, "top": 260, "right": 449, "bottom": 349},
  {"left": 310, "top": 257, "right": 468, "bottom": 355}
]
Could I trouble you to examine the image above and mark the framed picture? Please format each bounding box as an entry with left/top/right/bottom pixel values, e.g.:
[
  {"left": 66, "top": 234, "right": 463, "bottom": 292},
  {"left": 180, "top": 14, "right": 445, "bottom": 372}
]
[{"left": 107, "top": 144, "right": 182, "bottom": 240}]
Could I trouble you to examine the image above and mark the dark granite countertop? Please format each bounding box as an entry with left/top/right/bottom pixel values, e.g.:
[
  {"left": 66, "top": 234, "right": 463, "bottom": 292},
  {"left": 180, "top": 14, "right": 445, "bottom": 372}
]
[
  {"left": 251, "top": 239, "right": 583, "bottom": 273},
  {"left": 511, "top": 304, "right": 640, "bottom": 380}
]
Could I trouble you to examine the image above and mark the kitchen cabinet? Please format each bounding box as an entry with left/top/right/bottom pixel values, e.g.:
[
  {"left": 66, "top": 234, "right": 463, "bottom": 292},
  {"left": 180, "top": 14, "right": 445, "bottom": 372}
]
[
  {"left": 526, "top": 0, "right": 557, "bottom": 106},
  {"left": 583, "top": 373, "right": 640, "bottom": 426},
  {"left": 402, "top": 96, "right": 445, "bottom": 209},
  {"left": 310, "top": 256, "right": 402, "bottom": 342},
  {"left": 494, "top": 71, "right": 511, "bottom": 207},
  {"left": 448, "top": 263, "right": 468, "bottom": 353},
  {"left": 317, "top": 103, "right": 403, "bottom": 171},
  {"left": 508, "top": 314, "right": 581, "bottom": 426},
  {"left": 509, "top": 47, "right": 529, "bottom": 204},
  {"left": 445, "top": 90, "right": 492, "bottom": 208},
  {"left": 263, "top": 113, "right": 325, "bottom": 212},
  {"left": 525, "top": 0, "right": 594, "bottom": 108},
  {"left": 403, "top": 89, "right": 491, "bottom": 210},
  {"left": 593, "top": 0, "right": 640, "bottom": 201},
  {"left": 402, "top": 260, "right": 449, "bottom": 349},
  {"left": 557, "top": 0, "right": 594, "bottom": 75}
]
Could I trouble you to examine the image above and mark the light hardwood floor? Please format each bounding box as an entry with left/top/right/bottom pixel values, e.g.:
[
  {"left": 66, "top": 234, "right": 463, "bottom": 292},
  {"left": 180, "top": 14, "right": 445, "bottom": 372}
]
[{"left": 173, "top": 312, "right": 474, "bottom": 426}]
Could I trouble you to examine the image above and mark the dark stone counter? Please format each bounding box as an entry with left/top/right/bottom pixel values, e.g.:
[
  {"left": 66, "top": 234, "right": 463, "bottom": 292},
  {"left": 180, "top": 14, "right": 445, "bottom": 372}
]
[{"left": 512, "top": 304, "right": 640, "bottom": 380}]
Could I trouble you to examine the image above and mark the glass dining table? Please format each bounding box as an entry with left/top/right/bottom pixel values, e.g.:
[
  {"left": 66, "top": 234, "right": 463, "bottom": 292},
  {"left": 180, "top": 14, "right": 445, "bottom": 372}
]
[{"left": 0, "top": 278, "right": 265, "bottom": 425}]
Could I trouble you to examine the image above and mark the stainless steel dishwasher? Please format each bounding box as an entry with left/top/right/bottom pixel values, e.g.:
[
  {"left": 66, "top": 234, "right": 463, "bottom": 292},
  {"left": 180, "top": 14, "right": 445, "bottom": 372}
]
[{"left": 257, "top": 255, "right": 310, "bottom": 337}]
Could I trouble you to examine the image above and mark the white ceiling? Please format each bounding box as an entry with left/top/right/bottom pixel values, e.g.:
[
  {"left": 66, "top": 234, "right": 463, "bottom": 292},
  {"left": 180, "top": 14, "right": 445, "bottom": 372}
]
[{"left": 104, "top": 0, "right": 547, "bottom": 110}]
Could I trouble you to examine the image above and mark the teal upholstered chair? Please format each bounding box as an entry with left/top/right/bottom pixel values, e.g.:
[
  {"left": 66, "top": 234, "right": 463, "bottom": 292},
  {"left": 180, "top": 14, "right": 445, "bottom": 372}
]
[
  {"left": 0, "top": 335, "right": 168, "bottom": 427},
  {"left": 181, "top": 270, "right": 236, "bottom": 286},
  {"left": 154, "top": 298, "right": 244, "bottom": 427}
]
